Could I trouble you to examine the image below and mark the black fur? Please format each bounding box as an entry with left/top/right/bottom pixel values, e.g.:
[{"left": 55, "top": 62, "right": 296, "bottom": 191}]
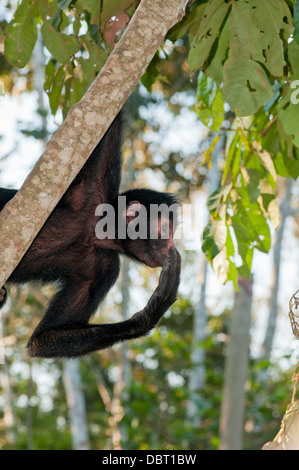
[{"left": 0, "top": 114, "right": 181, "bottom": 358}]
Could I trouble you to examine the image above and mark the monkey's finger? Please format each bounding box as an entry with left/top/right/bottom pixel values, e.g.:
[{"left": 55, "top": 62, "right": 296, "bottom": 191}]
[
  {"left": 164, "top": 249, "right": 180, "bottom": 300},
  {"left": 158, "top": 255, "right": 170, "bottom": 283}
]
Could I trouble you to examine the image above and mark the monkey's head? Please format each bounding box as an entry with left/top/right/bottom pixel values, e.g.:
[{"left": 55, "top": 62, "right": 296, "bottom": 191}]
[{"left": 119, "top": 188, "right": 180, "bottom": 268}]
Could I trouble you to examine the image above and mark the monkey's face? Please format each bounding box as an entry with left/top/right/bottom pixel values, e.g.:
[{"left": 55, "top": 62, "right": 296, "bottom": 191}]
[{"left": 125, "top": 216, "right": 177, "bottom": 268}]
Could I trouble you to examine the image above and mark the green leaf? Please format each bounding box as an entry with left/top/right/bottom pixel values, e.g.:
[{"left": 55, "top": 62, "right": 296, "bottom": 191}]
[
  {"left": 80, "top": 34, "right": 108, "bottom": 72},
  {"left": 77, "top": 0, "right": 135, "bottom": 26},
  {"left": 4, "top": 0, "right": 39, "bottom": 68},
  {"left": 188, "top": 0, "right": 230, "bottom": 74},
  {"left": 167, "top": 3, "right": 206, "bottom": 42},
  {"left": 57, "top": 0, "right": 72, "bottom": 8},
  {"left": 278, "top": 88, "right": 299, "bottom": 148},
  {"left": 51, "top": 8, "right": 63, "bottom": 30},
  {"left": 202, "top": 222, "right": 219, "bottom": 261},
  {"left": 141, "top": 53, "right": 160, "bottom": 93},
  {"left": 38, "top": 0, "right": 58, "bottom": 20},
  {"left": 277, "top": 41, "right": 299, "bottom": 149},
  {"left": 251, "top": 141, "right": 277, "bottom": 183},
  {"left": 221, "top": 133, "right": 239, "bottom": 185},
  {"left": 222, "top": 1, "right": 273, "bottom": 116},
  {"left": 293, "top": 0, "right": 299, "bottom": 45},
  {"left": 197, "top": 71, "right": 217, "bottom": 108},
  {"left": 273, "top": 152, "right": 291, "bottom": 177},
  {"left": 246, "top": 169, "right": 262, "bottom": 203},
  {"left": 238, "top": 247, "right": 253, "bottom": 280},
  {"left": 232, "top": 191, "right": 271, "bottom": 254},
  {"left": 195, "top": 72, "right": 224, "bottom": 131},
  {"left": 225, "top": 228, "right": 238, "bottom": 288},
  {"left": 250, "top": 0, "right": 292, "bottom": 76},
  {"left": 44, "top": 61, "right": 65, "bottom": 115},
  {"left": 100, "top": 0, "right": 136, "bottom": 24},
  {"left": 206, "top": 184, "right": 232, "bottom": 217},
  {"left": 41, "top": 19, "right": 79, "bottom": 64},
  {"left": 204, "top": 16, "right": 230, "bottom": 85}
]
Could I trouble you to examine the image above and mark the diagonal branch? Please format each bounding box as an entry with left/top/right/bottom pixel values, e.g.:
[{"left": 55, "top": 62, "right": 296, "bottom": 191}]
[{"left": 0, "top": 0, "right": 189, "bottom": 287}]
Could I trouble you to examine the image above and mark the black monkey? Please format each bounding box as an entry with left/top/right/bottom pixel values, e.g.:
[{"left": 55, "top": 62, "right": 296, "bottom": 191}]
[{"left": 0, "top": 114, "right": 181, "bottom": 359}]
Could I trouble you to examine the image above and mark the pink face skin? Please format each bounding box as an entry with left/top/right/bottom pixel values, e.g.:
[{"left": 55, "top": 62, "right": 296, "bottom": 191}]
[
  {"left": 133, "top": 217, "right": 177, "bottom": 268},
  {"left": 95, "top": 203, "right": 177, "bottom": 268}
]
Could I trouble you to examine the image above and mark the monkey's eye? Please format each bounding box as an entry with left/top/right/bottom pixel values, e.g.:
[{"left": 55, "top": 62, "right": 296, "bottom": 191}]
[{"left": 161, "top": 224, "right": 168, "bottom": 233}]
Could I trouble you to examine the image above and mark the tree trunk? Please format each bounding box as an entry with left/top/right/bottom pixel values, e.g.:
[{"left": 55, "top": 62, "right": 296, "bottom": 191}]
[
  {"left": 62, "top": 360, "right": 90, "bottom": 450},
  {"left": 260, "top": 178, "right": 292, "bottom": 358},
  {"left": 0, "top": 310, "right": 15, "bottom": 445},
  {"left": 187, "top": 133, "right": 224, "bottom": 424},
  {"left": 219, "top": 276, "right": 253, "bottom": 450},
  {"left": 0, "top": 0, "right": 190, "bottom": 288}
]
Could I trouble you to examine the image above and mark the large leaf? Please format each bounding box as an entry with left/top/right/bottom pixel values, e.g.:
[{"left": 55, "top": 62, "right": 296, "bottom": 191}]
[
  {"left": 222, "top": 0, "right": 273, "bottom": 116},
  {"left": 4, "top": 0, "right": 39, "bottom": 68},
  {"left": 167, "top": 3, "right": 206, "bottom": 42},
  {"left": 204, "top": 16, "right": 230, "bottom": 85},
  {"left": 250, "top": 0, "right": 292, "bottom": 76},
  {"left": 293, "top": 0, "right": 299, "bottom": 45},
  {"left": 278, "top": 41, "right": 299, "bottom": 149},
  {"left": 188, "top": 0, "right": 230, "bottom": 74},
  {"left": 38, "top": 0, "right": 58, "bottom": 21},
  {"left": 41, "top": 19, "right": 79, "bottom": 64},
  {"left": 231, "top": 188, "right": 271, "bottom": 254}
]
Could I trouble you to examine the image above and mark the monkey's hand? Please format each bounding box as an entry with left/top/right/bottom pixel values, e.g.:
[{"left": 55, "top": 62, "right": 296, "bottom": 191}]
[
  {"left": 131, "top": 248, "right": 181, "bottom": 334},
  {"left": 0, "top": 286, "right": 7, "bottom": 308}
]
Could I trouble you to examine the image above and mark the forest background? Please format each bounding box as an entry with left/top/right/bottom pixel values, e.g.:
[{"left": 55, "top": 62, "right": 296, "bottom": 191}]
[{"left": 0, "top": 0, "right": 299, "bottom": 451}]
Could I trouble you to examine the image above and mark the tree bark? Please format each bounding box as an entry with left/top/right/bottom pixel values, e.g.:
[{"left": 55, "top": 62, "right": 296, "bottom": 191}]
[{"left": 0, "top": 0, "right": 189, "bottom": 287}]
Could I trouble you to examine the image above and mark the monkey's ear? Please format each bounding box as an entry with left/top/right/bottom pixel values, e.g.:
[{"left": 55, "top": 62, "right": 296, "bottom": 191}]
[{"left": 126, "top": 201, "right": 141, "bottom": 221}]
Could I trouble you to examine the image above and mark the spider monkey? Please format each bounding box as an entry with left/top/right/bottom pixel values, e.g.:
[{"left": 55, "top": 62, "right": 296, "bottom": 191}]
[{"left": 0, "top": 113, "right": 181, "bottom": 359}]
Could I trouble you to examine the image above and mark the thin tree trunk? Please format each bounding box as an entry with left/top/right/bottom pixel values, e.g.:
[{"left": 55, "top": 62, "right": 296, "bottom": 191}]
[
  {"left": 62, "top": 360, "right": 90, "bottom": 450},
  {"left": 187, "top": 133, "right": 224, "bottom": 423},
  {"left": 0, "top": 0, "right": 190, "bottom": 288},
  {"left": 260, "top": 178, "right": 292, "bottom": 358},
  {"left": 0, "top": 311, "right": 15, "bottom": 445},
  {"left": 219, "top": 276, "right": 253, "bottom": 450},
  {"left": 187, "top": 254, "right": 208, "bottom": 422},
  {"left": 26, "top": 366, "right": 34, "bottom": 450},
  {"left": 86, "top": 358, "right": 123, "bottom": 450},
  {"left": 120, "top": 258, "right": 132, "bottom": 445}
]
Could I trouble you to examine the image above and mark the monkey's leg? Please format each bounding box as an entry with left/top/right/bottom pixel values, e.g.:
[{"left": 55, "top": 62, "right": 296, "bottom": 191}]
[{"left": 27, "top": 250, "right": 180, "bottom": 359}]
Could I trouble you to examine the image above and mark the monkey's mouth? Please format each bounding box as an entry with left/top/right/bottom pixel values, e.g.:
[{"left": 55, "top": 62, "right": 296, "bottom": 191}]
[{"left": 145, "top": 259, "right": 163, "bottom": 268}]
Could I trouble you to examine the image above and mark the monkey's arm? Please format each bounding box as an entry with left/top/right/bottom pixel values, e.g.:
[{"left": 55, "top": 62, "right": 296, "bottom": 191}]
[
  {"left": 130, "top": 248, "right": 181, "bottom": 335},
  {"left": 27, "top": 249, "right": 181, "bottom": 359}
]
